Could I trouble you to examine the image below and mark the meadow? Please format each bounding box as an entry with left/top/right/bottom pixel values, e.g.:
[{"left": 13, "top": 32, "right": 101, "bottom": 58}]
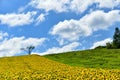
[
  {"left": 0, "top": 53, "right": 120, "bottom": 79},
  {"left": 44, "top": 49, "right": 120, "bottom": 69}
]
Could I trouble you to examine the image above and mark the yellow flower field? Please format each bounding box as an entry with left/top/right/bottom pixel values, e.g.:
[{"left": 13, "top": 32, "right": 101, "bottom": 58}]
[{"left": 0, "top": 55, "right": 119, "bottom": 80}]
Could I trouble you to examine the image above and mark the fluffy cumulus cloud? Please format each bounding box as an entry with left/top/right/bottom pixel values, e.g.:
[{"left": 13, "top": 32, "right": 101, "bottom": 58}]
[
  {"left": 90, "top": 38, "right": 112, "bottom": 49},
  {"left": 70, "top": 0, "right": 120, "bottom": 13},
  {"left": 40, "top": 42, "right": 80, "bottom": 55},
  {"left": 0, "top": 37, "right": 46, "bottom": 57},
  {"left": 29, "top": 0, "right": 70, "bottom": 12},
  {"left": 95, "top": 0, "right": 120, "bottom": 9},
  {"left": 80, "top": 10, "right": 120, "bottom": 31},
  {"left": 50, "top": 19, "right": 91, "bottom": 41},
  {"left": 50, "top": 10, "right": 120, "bottom": 42},
  {"left": 0, "top": 11, "right": 37, "bottom": 27},
  {"left": 0, "top": 32, "right": 9, "bottom": 40},
  {"left": 27, "top": 0, "right": 120, "bottom": 13},
  {"left": 70, "top": 0, "right": 93, "bottom": 13}
]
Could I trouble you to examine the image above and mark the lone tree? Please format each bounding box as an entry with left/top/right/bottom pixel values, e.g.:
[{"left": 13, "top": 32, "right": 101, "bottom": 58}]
[
  {"left": 113, "top": 27, "right": 120, "bottom": 48},
  {"left": 21, "top": 46, "right": 35, "bottom": 55}
]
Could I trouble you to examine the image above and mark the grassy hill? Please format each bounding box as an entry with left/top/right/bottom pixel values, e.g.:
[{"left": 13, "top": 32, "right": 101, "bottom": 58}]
[
  {"left": 44, "top": 49, "right": 120, "bottom": 69},
  {"left": 0, "top": 54, "right": 120, "bottom": 79}
]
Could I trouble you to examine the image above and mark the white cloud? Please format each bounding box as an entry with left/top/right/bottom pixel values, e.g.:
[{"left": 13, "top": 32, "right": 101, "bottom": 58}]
[
  {"left": 0, "top": 11, "right": 37, "bottom": 27},
  {"left": 70, "top": 0, "right": 120, "bottom": 13},
  {"left": 40, "top": 42, "right": 80, "bottom": 55},
  {"left": 56, "top": 38, "right": 70, "bottom": 46},
  {"left": 50, "top": 19, "right": 92, "bottom": 41},
  {"left": 0, "top": 37, "right": 46, "bottom": 57},
  {"left": 90, "top": 38, "right": 112, "bottom": 49},
  {"left": 70, "top": 0, "right": 93, "bottom": 13},
  {"left": 27, "top": 0, "right": 120, "bottom": 13},
  {"left": 0, "top": 32, "right": 8, "bottom": 40},
  {"left": 80, "top": 10, "right": 120, "bottom": 31},
  {"left": 35, "top": 13, "right": 47, "bottom": 25},
  {"left": 95, "top": 0, "right": 120, "bottom": 9},
  {"left": 18, "top": 5, "right": 29, "bottom": 13},
  {"left": 50, "top": 10, "right": 120, "bottom": 42},
  {"left": 29, "top": 0, "right": 70, "bottom": 12},
  {"left": 18, "top": 0, "right": 120, "bottom": 16}
]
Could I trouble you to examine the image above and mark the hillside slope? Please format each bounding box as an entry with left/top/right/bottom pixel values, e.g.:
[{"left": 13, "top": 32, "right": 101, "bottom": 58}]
[
  {"left": 44, "top": 49, "right": 120, "bottom": 69},
  {"left": 0, "top": 55, "right": 120, "bottom": 79}
]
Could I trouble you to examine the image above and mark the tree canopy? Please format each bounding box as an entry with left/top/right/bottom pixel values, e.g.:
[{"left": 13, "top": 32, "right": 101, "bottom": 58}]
[
  {"left": 21, "top": 46, "right": 35, "bottom": 55},
  {"left": 113, "top": 27, "right": 120, "bottom": 48}
]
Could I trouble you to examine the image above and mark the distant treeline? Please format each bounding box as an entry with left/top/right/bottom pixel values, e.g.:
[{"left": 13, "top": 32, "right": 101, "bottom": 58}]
[{"left": 95, "top": 27, "right": 120, "bottom": 49}]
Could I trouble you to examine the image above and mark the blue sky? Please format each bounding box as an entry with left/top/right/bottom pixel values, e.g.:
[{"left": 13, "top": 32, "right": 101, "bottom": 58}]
[{"left": 0, "top": 0, "right": 120, "bottom": 57}]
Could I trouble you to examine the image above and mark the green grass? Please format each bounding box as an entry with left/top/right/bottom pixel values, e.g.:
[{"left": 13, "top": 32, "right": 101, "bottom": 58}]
[{"left": 44, "top": 49, "right": 120, "bottom": 69}]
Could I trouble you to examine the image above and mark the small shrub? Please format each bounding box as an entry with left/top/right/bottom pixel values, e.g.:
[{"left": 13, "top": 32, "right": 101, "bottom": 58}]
[
  {"left": 95, "top": 46, "right": 106, "bottom": 49},
  {"left": 106, "top": 42, "right": 112, "bottom": 49}
]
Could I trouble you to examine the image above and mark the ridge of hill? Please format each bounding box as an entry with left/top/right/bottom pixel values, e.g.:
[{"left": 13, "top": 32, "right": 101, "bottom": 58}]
[{"left": 44, "top": 49, "right": 120, "bottom": 69}]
